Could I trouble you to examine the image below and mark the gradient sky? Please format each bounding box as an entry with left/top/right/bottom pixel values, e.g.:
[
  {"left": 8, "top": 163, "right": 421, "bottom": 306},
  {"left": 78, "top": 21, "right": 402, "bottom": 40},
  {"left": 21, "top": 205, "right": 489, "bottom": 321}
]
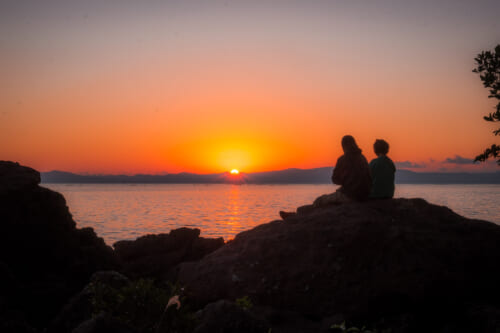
[{"left": 1, "top": 0, "right": 499, "bottom": 174}]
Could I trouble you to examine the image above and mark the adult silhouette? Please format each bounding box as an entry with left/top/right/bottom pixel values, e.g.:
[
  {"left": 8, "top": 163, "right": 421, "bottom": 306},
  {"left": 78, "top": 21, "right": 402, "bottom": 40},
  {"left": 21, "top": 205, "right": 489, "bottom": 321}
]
[{"left": 280, "top": 135, "right": 371, "bottom": 219}]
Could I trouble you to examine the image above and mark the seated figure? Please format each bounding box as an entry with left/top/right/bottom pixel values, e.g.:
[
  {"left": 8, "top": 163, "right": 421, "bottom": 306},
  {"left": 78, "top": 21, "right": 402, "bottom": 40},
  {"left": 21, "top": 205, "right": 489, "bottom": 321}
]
[
  {"left": 369, "top": 139, "right": 396, "bottom": 199},
  {"left": 280, "top": 135, "right": 371, "bottom": 219}
]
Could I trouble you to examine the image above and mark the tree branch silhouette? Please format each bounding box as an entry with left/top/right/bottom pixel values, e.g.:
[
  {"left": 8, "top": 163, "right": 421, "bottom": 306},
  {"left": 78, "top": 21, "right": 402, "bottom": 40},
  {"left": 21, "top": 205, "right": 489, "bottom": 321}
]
[{"left": 472, "top": 44, "right": 500, "bottom": 165}]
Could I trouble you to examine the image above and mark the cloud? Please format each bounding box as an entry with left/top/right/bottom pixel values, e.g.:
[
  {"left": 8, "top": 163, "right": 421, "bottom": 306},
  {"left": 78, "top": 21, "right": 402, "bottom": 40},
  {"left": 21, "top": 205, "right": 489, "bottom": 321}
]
[
  {"left": 395, "top": 161, "right": 426, "bottom": 169},
  {"left": 444, "top": 155, "right": 474, "bottom": 165}
]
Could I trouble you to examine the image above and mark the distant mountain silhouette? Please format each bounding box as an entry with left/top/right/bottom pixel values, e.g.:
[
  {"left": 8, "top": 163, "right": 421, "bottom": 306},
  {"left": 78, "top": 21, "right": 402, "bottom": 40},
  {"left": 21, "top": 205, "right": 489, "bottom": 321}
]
[{"left": 41, "top": 168, "right": 500, "bottom": 184}]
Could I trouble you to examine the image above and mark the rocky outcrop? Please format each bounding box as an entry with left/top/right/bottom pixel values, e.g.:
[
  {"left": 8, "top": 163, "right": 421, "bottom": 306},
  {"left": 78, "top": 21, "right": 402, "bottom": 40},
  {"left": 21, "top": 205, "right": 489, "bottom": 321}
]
[
  {"left": 0, "top": 161, "right": 229, "bottom": 332},
  {"left": 178, "top": 198, "right": 500, "bottom": 332},
  {"left": 0, "top": 161, "right": 118, "bottom": 331},
  {"left": 0, "top": 161, "right": 40, "bottom": 193},
  {"left": 48, "top": 271, "right": 131, "bottom": 333},
  {"left": 193, "top": 300, "right": 268, "bottom": 333},
  {"left": 114, "top": 228, "right": 224, "bottom": 280}
]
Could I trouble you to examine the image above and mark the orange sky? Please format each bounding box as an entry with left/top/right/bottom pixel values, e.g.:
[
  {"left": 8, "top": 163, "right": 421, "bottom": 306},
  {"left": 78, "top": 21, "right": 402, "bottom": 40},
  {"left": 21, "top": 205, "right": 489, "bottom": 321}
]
[{"left": 1, "top": 1, "right": 499, "bottom": 174}]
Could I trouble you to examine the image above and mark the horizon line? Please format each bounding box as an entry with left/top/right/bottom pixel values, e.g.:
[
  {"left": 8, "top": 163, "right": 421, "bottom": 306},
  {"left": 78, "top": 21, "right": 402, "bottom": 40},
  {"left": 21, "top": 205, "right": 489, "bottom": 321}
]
[{"left": 41, "top": 167, "right": 500, "bottom": 177}]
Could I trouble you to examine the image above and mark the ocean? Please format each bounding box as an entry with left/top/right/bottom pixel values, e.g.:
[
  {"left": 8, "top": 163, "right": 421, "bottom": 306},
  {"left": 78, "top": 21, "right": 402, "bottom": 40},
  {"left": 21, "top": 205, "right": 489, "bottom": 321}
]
[{"left": 43, "top": 184, "right": 500, "bottom": 245}]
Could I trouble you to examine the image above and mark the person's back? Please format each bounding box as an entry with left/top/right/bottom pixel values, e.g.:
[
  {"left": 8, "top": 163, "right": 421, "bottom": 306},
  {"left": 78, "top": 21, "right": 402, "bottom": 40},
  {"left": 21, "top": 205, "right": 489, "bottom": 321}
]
[
  {"left": 333, "top": 152, "right": 372, "bottom": 201},
  {"left": 369, "top": 139, "right": 396, "bottom": 199},
  {"left": 332, "top": 136, "right": 372, "bottom": 201}
]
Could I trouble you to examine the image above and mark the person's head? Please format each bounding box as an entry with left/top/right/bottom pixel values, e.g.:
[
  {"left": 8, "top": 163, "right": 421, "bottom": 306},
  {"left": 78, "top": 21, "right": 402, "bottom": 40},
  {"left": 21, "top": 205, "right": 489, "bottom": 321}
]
[
  {"left": 373, "top": 139, "right": 389, "bottom": 156},
  {"left": 341, "top": 135, "right": 361, "bottom": 154}
]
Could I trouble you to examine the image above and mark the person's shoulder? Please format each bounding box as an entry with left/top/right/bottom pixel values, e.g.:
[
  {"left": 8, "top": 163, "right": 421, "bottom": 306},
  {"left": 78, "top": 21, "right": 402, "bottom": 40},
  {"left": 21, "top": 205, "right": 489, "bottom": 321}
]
[
  {"left": 383, "top": 155, "right": 395, "bottom": 164},
  {"left": 371, "top": 155, "right": 382, "bottom": 162},
  {"left": 358, "top": 154, "right": 370, "bottom": 168},
  {"left": 383, "top": 155, "right": 396, "bottom": 170}
]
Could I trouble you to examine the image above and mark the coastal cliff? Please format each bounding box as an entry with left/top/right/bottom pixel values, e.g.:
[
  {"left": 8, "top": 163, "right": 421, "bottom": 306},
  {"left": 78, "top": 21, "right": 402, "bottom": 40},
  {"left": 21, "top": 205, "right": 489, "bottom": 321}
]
[
  {"left": 0, "top": 161, "right": 224, "bottom": 332},
  {"left": 2, "top": 161, "right": 500, "bottom": 332},
  {"left": 0, "top": 161, "right": 118, "bottom": 331}
]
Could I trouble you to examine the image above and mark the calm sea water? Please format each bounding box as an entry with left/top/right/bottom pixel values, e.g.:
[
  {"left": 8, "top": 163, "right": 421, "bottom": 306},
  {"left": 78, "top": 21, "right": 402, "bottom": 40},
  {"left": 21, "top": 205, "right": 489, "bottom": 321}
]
[{"left": 43, "top": 184, "right": 500, "bottom": 245}]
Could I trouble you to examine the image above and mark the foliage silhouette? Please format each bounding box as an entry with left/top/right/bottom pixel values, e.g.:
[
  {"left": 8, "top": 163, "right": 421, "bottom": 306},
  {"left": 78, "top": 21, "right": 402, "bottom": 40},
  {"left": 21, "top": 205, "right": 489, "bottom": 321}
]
[
  {"left": 330, "top": 321, "right": 391, "bottom": 333},
  {"left": 89, "top": 279, "right": 194, "bottom": 333},
  {"left": 235, "top": 295, "right": 253, "bottom": 310},
  {"left": 472, "top": 44, "right": 500, "bottom": 165}
]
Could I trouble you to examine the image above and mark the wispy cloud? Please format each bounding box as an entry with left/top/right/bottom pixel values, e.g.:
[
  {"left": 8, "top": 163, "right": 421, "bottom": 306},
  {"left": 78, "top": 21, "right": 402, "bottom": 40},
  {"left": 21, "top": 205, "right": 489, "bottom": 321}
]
[
  {"left": 444, "top": 155, "right": 474, "bottom": 165},
  {"left": 395, "top": 161, "right": 426, "bottom": 169}
]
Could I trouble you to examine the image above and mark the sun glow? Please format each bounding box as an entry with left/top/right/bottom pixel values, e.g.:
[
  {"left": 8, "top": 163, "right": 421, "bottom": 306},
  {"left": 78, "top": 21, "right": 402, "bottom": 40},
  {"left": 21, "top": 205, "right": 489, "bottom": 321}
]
[{"left": 230, "top": 169, "right": 240, "bottom": 175}]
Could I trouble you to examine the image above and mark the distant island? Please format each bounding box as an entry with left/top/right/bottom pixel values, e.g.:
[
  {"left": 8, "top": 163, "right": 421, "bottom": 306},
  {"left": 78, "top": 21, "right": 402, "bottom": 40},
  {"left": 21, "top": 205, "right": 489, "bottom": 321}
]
[{"left": 41, "top": 167, "right": 500, "bottom": 184}]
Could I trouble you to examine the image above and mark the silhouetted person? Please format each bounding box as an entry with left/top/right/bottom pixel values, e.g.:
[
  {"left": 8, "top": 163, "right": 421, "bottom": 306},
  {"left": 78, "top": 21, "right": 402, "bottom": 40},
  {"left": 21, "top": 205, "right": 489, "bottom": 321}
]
[
  {"left": 369, "top": 139, "right": 396, "bottom": 199},
  {"left": 328, "top": 135, "right": 372, "bottom": 201},
  {"left": 280, "top": 135, "right": 371, "bottom": 219}
]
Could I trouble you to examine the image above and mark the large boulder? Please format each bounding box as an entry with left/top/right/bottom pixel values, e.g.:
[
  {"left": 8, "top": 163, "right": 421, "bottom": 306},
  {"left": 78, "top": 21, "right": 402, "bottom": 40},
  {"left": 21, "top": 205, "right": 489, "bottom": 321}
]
[
  {"left": 178, "top": 198, "right": 500, "bottom": 331},
  {"left": 0, "top": 161, "right": 118, "bottom": 330},
  {"left": 193, "top": 300, "right": 268, "bottom": 333},
  {"left": 114, "top": 228, "right": 224, "bottom": 280}
]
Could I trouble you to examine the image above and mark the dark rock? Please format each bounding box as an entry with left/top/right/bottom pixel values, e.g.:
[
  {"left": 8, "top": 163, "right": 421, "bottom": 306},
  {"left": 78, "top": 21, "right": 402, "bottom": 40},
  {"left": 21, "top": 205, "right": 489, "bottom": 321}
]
[
  {"left": 464, "top": 303, "right": 500, "bottom": 333},
  {"left": 71, "top": 313, "right": 136, "bottom": 333},
  {"left": 0, "top": 161, "right": 40, "bottom": 194},
  {"left": 0, "top": 161, "right": 118, "bottom": 330},
  {"left": 90, "top": 270, "right": 130, "bottom": 289},
  {"left": 193, "top": 300, "right": 268, "bottom": 333},
  {"left": 296, "top": 204, "right": 315, "bottom": 215},
  {"left": 0, "top": 261, "right": 36, "bottom": 333},
  {"left": 0, "top": 318, "right": 38, "bottom": 333},
  {"left": 49, "top": 271, "right": 130, "bottom": 333},
  {"left": 114, "top": 227, "right": 224, "bottom": 280},
  {"left": 48, "top": 284, "right": 94, "bottom": 333},
  {"left": 178, "top": 198, "right": 500, "bottom": 331},
  {"left": 251, "top": 306, "right": 323, "bottom": 333}
]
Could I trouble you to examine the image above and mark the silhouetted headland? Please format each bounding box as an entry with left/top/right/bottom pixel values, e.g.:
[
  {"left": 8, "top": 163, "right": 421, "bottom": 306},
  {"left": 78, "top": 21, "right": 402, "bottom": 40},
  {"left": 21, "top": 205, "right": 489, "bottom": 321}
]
[
  {"left": 2, "top": 160, "right": 500, "bottom": 332},
  {"left": 41, "top": 168, "right": 500, "bottom": 184}
]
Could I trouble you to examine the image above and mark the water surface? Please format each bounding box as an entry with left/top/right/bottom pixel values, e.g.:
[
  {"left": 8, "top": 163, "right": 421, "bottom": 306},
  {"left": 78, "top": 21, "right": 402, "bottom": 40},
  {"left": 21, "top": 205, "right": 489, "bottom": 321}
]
[{"left": 44, "top": 184, "right": 500, "bottom": 245}]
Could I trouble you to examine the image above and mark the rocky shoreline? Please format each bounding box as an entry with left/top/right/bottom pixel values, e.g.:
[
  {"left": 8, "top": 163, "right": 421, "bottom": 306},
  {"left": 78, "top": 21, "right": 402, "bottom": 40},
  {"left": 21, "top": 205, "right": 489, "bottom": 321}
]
[{"left": 1, "top": 161, "right": 500, "bottom": 332}]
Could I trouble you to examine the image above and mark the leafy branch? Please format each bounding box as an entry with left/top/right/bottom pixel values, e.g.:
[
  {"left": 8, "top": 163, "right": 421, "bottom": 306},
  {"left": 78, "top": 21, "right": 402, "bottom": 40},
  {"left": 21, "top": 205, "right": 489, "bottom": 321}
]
[{"left": 472, "top": 44, "right": 500, "bottom": 165}]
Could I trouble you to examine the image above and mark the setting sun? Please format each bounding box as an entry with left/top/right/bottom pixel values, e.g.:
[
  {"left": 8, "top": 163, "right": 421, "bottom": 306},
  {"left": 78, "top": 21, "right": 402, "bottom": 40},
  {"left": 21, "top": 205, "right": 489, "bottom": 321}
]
[{"left": 230, "top": 169, "right": 240, "bottom": 175}]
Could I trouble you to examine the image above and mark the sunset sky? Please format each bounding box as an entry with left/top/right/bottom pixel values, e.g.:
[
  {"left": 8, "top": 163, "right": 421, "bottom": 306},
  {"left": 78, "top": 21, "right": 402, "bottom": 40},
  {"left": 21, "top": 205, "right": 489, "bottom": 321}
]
[{"left": 1, "top": 0, "right": 499, "bottom": 174}]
